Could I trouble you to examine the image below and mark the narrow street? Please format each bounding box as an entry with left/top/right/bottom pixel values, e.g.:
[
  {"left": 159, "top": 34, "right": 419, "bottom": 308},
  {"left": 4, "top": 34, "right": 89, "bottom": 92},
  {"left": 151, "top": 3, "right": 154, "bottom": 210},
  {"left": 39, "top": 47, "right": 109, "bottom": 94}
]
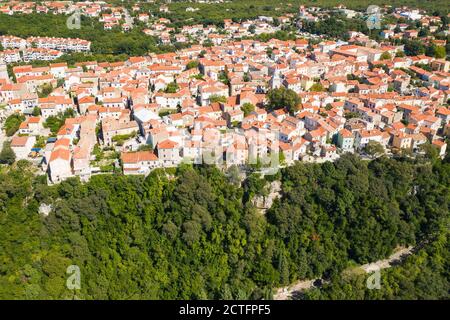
[
  {"left": 0, "top": 124, "right": 7, "bottom": 151},
  {"left": 123, "top": 9, "right": 134, "bottom": 29}
]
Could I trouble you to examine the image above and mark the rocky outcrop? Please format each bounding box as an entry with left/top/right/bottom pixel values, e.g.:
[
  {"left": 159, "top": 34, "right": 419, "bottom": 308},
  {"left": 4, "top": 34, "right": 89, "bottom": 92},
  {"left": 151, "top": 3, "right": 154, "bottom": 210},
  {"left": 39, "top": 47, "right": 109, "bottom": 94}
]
[{"left": 253, "top": 180, "right": 282, "bottom": 214}]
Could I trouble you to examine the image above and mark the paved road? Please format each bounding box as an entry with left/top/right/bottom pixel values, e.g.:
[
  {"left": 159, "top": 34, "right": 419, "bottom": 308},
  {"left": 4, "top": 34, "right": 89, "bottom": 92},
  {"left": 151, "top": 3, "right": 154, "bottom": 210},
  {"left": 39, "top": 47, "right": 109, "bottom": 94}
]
[
  {"left": 0, "top": 120, "right": 7, "bottom": 150},
  {"left": 0, "top": 130, "right": 5, "bottom": 149},
  {"left": 123, "top": 9, "right": 134, "bottom": 28}
]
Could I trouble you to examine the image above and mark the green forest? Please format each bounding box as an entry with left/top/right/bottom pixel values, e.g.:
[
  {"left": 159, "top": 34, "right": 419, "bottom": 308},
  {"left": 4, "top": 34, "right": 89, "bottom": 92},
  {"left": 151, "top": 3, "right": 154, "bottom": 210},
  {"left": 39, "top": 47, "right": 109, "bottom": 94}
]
[
  {"left": 0, "top": 14, "right": 174, "bottom": 59},
  {"left": 301, "top": 233, "right": 449, "bottom": 299},
  {"left": 148, "top": 0, "right": 449, "bottom": 26},
  {"left": 1, "top": 1, "right": 449, "bottom": 66},
  {"left": 0, "top": 152, "right": 448, "bottom": 299}
]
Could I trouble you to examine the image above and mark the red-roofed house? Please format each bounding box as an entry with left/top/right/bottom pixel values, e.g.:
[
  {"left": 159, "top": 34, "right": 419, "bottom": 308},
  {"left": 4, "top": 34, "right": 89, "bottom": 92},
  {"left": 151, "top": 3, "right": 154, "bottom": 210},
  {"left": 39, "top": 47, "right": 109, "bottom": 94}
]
[
  {"left": 121, "top": 151, "right": 159, "bottom": 175},
  {"left": 157, "top": 139, "right": 181, "bottom": 167},
  {"left": 10, "top": 135, "right": 35, "bottom": 159},
  {"left": 48, "top": 138, "right": 72, "bottom": 183}
]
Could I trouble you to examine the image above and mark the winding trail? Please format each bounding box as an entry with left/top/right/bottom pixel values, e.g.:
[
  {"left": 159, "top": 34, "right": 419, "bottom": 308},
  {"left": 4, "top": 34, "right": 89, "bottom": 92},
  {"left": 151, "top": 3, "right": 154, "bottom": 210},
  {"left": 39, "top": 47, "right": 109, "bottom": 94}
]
[
  {"left": 360, "top": 246, "right": 414, "bottom": 272},
  {"left": 273, "top": 246, "right": 414, "bottom": 300}
]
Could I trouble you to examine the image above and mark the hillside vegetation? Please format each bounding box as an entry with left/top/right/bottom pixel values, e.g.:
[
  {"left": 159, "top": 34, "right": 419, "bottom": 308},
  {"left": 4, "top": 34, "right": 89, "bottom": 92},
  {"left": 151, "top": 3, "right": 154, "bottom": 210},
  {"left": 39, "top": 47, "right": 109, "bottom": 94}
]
[{"left": 0, "top": 153, "right": 448, "bottom": 299}]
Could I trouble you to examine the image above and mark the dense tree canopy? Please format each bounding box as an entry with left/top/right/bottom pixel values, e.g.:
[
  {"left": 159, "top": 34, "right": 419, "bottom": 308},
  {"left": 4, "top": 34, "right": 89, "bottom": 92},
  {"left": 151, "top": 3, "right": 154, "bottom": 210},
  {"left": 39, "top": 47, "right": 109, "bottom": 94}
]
[
  {"left": 140, "top": 0, "right": 450, "bottom": 27},
  {"left": 241, "top": 103, "right": 256, "bottom": 117},
  {"left": 302, "top": 15, "right": 369, "bottom": 40},
  {"left": 3, "top": 114, "right": 25, "bottom": 137},
  {"left": 0, "top": 153, "right": 448, "bottom": 299},
  {"left": 0, "top": 14, "right": 176, "bottom": 60},
  {"left": 300, "top": 232, "right": 449, "bottom": 300},
  {"left": 267, "top": 87, "right": 302, "bottom": 114},
  {"left": 43, "top": 109, "right": 75, "bottom": 135},
  {"left": 0, "top": 141, "right": 16, "bottom": 165}
]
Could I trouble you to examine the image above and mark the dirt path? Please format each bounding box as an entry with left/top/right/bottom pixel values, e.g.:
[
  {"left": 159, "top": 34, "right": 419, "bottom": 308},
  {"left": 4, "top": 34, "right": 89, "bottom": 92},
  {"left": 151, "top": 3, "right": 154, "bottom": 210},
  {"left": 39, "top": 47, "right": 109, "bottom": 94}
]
[
  {"left": 273, "top": 279, "right": 318, "bottom": 300},
  {"left": 273, "top": 246, "right": 414, "bottom": 300},
  {"left": 360, "top": 246, "right": 414, "bottom": 272}
]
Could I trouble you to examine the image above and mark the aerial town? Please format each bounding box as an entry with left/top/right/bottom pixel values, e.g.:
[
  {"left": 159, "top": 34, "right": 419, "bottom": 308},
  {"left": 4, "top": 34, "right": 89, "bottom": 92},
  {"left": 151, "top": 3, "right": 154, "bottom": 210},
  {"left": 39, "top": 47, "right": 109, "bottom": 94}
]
[
  {"left": 0, "top": 0, "right": 450, "bottom": 307},
  {"left": 0, "top": 2, "right": 449, "bottom": 184}
]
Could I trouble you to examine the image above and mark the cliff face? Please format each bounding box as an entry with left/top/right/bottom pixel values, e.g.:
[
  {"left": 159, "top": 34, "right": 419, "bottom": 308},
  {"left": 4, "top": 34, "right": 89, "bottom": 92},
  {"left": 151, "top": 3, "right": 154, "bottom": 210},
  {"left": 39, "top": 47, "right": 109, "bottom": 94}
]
[{"left": 252, "top": 180, "right": 282, "bottom": 214}]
